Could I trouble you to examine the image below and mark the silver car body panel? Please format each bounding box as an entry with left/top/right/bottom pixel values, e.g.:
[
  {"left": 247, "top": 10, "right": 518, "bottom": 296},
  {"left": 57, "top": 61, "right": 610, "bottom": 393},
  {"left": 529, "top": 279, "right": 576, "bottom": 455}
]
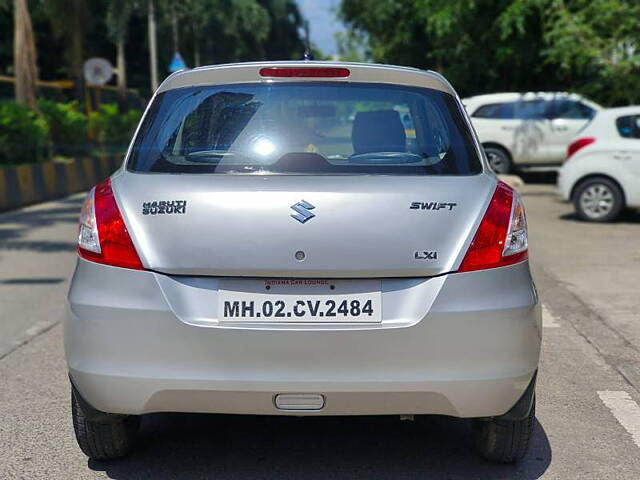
[
  {"left": 157, "top": 62, "right": 456, "bottom": 95},
  {"left": 66, "top": 258, "right": 540, "bottom": 417},
  {"left": 112, "top": 172, "right": 495, "bottom": 277},
  {"left": 65, "top": 61, "right": 540, "bottom": 419}
]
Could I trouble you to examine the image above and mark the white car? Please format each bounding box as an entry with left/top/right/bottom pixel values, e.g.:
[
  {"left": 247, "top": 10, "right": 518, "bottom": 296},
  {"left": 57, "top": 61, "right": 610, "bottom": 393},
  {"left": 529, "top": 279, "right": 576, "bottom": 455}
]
[
  {"left": 463, "top": 92, "right": 601, "bottom": 173},
  {"left": 558, "top": 106, "right": 640, "bottom": 221}
]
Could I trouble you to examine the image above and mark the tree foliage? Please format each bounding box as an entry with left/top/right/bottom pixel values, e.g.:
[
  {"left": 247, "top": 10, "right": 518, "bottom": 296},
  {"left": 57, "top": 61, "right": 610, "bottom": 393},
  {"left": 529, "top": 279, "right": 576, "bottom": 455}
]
[
  {"left": 0, "top": 100, "right": 48, "bottom": 163},
  {"left": 340, "top": 0, "right": 640, "bottom": 106},
  {"left": 43, "top": 0, "right": 88, "bottom": 100},
  {"left": 540, "top": 0, "right": 640, "bottom": 105},
  {"left": 0, "top": 0, "right": 307, "bottom": 99}
]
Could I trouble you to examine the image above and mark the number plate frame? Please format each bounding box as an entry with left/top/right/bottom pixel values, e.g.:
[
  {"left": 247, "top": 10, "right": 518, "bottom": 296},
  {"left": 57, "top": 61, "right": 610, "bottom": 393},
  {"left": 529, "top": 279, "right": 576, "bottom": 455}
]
[{"left": 218, "top": 279, "right": 382, "bottom": 323}]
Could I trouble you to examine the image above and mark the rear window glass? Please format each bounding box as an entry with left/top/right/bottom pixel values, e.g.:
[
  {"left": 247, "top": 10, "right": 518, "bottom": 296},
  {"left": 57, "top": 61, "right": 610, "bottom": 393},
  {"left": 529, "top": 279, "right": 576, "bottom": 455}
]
[
  {"left": 552, "top": 99, "right": 595, "bottom": 120},
  {"left": 473, "top": 100, "right": 549, "bottom": 120},
  {"left": 616, "top": 115, "right": 640, "bottom": 139},
  {"left": 472, "top": 102, "right": 515, "bottom": 119},
  {"left": 514, "top": 100, "right": 548, "bottom": 119},
  {"left": 127, "top": 83, "right": 481, "bottom": 175}
]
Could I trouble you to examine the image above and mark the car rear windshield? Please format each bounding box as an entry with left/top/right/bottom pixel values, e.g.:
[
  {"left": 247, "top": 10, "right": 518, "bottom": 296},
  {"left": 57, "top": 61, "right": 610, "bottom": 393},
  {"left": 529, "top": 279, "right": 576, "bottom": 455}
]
[{"left": 127, "top": 82, "right": 482, "bottom": 175}]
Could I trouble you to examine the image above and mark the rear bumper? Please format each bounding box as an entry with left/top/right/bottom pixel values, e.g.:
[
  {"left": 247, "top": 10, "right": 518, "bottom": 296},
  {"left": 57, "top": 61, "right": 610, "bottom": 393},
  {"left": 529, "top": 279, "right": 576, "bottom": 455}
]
[
  {"left": 557, "top": 167, "right": 573, "bottom": 201},
  {"left": 65, "top": 259, "right": 541, "bottom": 418}
]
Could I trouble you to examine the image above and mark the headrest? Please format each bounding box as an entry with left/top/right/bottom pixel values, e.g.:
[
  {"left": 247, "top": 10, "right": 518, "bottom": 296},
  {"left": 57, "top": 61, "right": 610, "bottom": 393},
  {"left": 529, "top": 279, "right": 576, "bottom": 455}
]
[{"left": 352, "top": 110, "right": 406, "bottom": 154}]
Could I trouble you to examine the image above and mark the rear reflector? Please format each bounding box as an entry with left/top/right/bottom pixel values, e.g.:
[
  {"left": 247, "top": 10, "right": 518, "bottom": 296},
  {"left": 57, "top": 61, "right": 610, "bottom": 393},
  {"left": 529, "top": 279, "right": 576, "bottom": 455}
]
[
  {"left": 259, "top": 67, "right": 350, "bottom": 78},
  {"left": 567, "top": 137, "right": 595, "bottom": 160},
  {"left": 458, "top": 181, "right": 528, "bottom": 272},
  {"left": 77, "top": 178, "right": 144, "bottom": 270}
]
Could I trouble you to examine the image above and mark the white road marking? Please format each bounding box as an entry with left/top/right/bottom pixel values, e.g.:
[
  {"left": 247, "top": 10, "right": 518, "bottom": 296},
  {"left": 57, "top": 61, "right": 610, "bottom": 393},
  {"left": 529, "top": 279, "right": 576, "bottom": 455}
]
[
  {"left": 598, "top": 390, "right": 640, "bottom": 448},
  {"left": 542, "top": 305, "right": 560, "bottom": 328}
]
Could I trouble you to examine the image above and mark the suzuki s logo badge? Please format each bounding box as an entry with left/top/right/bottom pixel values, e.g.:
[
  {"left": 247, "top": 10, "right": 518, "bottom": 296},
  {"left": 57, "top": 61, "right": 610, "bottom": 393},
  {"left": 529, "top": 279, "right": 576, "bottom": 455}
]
[{"left": 290, "top": 200, "right": 316, "bottom": 224}]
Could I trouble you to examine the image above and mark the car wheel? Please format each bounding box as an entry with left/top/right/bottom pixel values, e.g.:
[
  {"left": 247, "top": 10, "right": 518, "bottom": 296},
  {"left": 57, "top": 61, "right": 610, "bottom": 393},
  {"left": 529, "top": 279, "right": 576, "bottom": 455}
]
[
  {"left": 71, "top": 386, "right": 140, "bottom": 460},
  {"left": 484, "top": 146, "right": 512, "bottom": 174},
  {"left": 472, "top": 399, "right": 535, "bottom": 463},
  {"left": 573, "top": 177, "right": 624, "bottom": 222}
]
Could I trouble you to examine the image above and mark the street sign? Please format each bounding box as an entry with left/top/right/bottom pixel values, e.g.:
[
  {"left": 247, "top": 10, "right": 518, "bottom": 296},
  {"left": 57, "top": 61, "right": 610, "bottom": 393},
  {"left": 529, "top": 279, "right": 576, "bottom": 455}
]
[
  {"left": 168, "top": 52, "right": 187, "bottom": 73},
  {"left": 83, "top": 58, "right": 113, "bottom": 85}
]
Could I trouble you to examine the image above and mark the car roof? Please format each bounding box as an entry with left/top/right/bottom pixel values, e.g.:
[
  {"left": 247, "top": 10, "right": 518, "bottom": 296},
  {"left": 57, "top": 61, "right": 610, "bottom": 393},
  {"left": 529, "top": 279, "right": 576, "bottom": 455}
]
[
  {"left": 462, "top": 91, "right": 601, "bottom": 108},
  {"left": 581, "top": 106, "right": 640, "bottom": 137},
  {"left": 156, "top": 61, "right": 456, "bottom": 96},
  {"left": 593, "top": 106, "right": 640, "bottom": 118}
]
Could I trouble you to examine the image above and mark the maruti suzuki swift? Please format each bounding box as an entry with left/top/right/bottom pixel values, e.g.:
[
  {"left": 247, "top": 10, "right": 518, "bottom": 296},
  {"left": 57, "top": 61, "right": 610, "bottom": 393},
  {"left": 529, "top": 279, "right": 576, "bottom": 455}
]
[{"left": 66, "top": 62, "right": 541, "bottom": 463}]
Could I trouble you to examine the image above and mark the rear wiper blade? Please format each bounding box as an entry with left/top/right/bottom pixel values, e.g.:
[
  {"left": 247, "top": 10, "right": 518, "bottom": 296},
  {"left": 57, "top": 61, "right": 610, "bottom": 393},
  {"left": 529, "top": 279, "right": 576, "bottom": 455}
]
[
  {"left": 183, "top": 150, "right": 236, "bottom": 163},
  {"left": 186, "top": 150, "right": 233, "bottom": 158}
]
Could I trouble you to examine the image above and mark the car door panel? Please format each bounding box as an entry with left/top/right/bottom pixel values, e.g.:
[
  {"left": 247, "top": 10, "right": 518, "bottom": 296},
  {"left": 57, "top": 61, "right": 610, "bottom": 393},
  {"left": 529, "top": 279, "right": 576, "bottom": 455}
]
[
  {"left": 511, "top": 100, "right": 550, "bottom": 164},
  {"left": 613, "top": 114, "right": 640, "bottom": 205},
  {"left": 546, "top": 118, "right": 590, "bottom": 162},
  {"left": 546, "top": 100, "right": 596, "bottom": 163}
]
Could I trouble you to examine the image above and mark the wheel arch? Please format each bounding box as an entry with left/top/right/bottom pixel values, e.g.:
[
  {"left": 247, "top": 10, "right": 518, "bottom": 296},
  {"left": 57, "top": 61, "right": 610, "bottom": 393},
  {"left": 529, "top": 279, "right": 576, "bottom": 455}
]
[
  {"left": 570, "top": 173, "right": 627, "bottom": 206},
  {"left": 482, "top": 142, "right": 513, "bottom": 161}
]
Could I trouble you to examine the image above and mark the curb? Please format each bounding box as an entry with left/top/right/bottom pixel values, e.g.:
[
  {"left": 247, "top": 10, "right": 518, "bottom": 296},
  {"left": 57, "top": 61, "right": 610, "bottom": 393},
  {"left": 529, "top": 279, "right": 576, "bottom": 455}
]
[{"left": 0, "top": 156, "right": 120, "bottom": 212}]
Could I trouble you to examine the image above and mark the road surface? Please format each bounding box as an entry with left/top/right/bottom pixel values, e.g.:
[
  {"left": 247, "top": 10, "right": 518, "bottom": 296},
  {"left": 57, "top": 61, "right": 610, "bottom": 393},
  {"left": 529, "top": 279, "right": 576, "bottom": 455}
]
[{"left": 1, "top": 183, "right": 639, "bottom": 479}]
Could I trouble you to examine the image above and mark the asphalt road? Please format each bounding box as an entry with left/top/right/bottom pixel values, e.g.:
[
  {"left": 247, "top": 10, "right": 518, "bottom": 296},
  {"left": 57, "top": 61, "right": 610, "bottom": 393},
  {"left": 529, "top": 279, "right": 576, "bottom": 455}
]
[{"left": 1, "top": 183, "right": 640, "bottom": 479}]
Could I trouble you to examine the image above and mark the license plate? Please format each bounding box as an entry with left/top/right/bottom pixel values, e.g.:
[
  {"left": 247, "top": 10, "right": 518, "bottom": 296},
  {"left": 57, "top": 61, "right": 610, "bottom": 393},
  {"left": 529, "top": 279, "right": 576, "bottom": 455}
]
[{"left": 218, "top": 279, "right": 382, "bottom": 323}]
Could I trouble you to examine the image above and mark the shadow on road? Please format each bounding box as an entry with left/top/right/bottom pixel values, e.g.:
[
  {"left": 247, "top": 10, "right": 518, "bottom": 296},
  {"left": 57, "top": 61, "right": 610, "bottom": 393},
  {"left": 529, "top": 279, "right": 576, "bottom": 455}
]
[
  {"left": 0, "top": 277, "right": 65, "bottom": 285},
  {"left": 89, "top": 413, "right": 551, "bottom": 479},
  {"left": 559, "top": 209, "right": 640, "bottom": 224},
  {"left": 519, "top": 171, "right": 557, "bottom": 185},
  {"left": 0, "top": 196, "right": 83, "bottom": 253}
]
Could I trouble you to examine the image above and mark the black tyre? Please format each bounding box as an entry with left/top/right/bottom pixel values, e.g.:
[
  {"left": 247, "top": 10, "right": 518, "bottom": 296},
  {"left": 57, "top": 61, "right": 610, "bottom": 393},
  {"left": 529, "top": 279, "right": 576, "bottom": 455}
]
[
  {"left": 484, "top": 146, "right": 513, "bottom": 174},
  {"left": 71, "top": 386, "right": 140, "bottom": 460},
  {"left": 573, "top": 177, "right": 624, "bottom": 222},
  {"left": 472, "top": 399, "right": 535, "bottom": 463}
]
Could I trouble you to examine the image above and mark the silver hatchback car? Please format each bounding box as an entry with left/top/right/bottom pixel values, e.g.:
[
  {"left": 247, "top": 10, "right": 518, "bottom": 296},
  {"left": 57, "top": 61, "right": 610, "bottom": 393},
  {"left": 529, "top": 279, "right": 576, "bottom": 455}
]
[{"left": 66, "top": 62, "right": 541, "bottom": 463}]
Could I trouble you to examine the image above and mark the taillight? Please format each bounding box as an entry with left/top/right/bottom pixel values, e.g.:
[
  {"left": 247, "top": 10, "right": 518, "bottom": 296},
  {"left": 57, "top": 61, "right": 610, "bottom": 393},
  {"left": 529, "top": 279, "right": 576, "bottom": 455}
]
[
  {"left": 567, "top": 137, "right": 595, "bottom": 160},
  {"left": 259, "top": 67, "right": 350, "bottom": 78},
  {"left": 77, "top": 178, "right": 144, "bottom": 270},
  {"left": 458, "top": 181, "right": 528, "bottom": 272}
]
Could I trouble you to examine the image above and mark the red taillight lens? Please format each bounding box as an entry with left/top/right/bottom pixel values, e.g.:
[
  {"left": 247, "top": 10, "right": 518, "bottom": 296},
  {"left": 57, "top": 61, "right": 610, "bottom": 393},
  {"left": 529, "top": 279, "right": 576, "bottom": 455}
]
[
  {"left": 77, "top": 178, "right": 144, "bottom": 270},
  {"left": 259, "top": 67, "right": 350, "bottom": 78},
  {"left": 567, "top": 137, "right": 595, "bottom": 160},
  {"left": 458, "top": 181, "right": 528, "bottom": 273}
]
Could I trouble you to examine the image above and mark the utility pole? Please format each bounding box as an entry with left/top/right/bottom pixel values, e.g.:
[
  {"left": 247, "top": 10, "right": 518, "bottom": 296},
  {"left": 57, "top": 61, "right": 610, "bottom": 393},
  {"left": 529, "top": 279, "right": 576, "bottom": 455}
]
[{"left": 148, "top": 0, "right": 159, "bottom": 92}]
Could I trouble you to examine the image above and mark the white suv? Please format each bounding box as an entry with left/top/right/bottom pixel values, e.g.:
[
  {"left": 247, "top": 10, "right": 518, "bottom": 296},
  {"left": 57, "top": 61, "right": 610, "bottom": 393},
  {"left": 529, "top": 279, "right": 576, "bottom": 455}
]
[{"left": 463, "top": 92, "right": 601, "bottom": 173}]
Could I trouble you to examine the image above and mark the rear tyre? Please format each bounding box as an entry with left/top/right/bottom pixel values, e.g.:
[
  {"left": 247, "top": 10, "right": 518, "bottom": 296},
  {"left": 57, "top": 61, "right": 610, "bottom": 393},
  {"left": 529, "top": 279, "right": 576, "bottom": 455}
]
[
  {"left": 472, "top": 399, "right": 535, "bottom": 463},
  {"left": 573, "top": 177, "right": 624, "bottom": 222},
  {"left": 484, "top": 146, "right": 513, "bottom": 174},
  {"left": 71, "top": 386, "right": 140, "bottom": 460}
]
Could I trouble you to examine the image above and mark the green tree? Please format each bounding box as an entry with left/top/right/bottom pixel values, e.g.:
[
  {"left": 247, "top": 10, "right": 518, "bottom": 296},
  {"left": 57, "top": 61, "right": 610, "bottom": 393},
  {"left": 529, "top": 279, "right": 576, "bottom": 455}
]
[
  {"left": 335, "top": 30, "right": 369, "bottom": 62},
  {"left": 0, "top": 0, "right": 307, "bottom": 101},
  {"left": 340, "top": 0, "right": 553, "bottom": 96},
  {"left": 106, "top": 0, "right": 135, "bottom": 111},
  {"left": 174, "top": 0, "right": 274, "bottom": 66},
  {"left": 13, "top": 0, "right": 39, "bottom": 108},
  {"left": 177, "top": 0, "right": 209, "bottom": 67},
  {"left": 43, "top": 0, "right": 88, "bottom": 101},
  {"left": 340, "top": 0, "right": 640, "bottom": 106},
  {"left": 540, "top": 0, "right": 640, "bottom": 105},
  {"left": 259, "top": 0, "right": 306, "bottom": 60}
]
